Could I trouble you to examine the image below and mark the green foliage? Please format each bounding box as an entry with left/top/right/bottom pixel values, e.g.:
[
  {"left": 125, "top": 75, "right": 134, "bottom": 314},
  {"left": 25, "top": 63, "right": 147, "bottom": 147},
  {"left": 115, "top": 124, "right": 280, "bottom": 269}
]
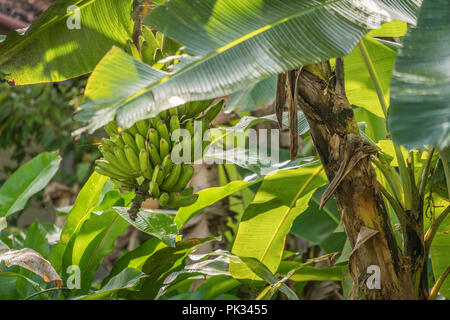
[
  {"left": 1, "top": 0, "right": 449, "bottom": 302},
  {"left": 231, "top": 165, "right": 327, "bottom": 280},
  {"left": 0, "top": 151, "right": 61, "bottom": 218},
  {"left": 0, "top": 0, "right": 134, "bottom": 84},
  {"left": 0, "top": 80, "right": 97, "bottom": 185},
  {"left": 73, "top": 0, "right": 419, "bottom": 133},
  {"left": 389, "top": 0, "right": 450, "bottom": 150}
]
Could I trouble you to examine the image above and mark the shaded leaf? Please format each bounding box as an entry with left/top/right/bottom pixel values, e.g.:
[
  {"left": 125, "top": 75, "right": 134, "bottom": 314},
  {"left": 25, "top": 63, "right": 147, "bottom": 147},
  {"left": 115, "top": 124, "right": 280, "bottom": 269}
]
[
  {"left": 76, "top": 268, "right": 144, "bottom": 300},
  {"left": 389, "top": 0, "right": 450, "bottom": 150},
  {"left": 130, "top": 238, "right": 215, "bottom": 299},
  {"left": 430, "top": 201, "right": 450, "bottom": 299},
  {"left": 102, "top": 238, "right": 166, "bottom": 286},
  {"left": 0, "top": 151, "right": 61, "bottom": 218},
  {"left": 50, "top": 172, "right": 108, "bottom": 273},
  {"left": 114, "top": 207, "right": 178, "bottom": 247},
  {"left": 226, "top": 76, "right": 277, "bottom": 112},
  {"left": 69, "top": 209, "right": 129, "bottom": 292},
  {"left": 175, "top": 180, "right": 257, "bottom": 228}
]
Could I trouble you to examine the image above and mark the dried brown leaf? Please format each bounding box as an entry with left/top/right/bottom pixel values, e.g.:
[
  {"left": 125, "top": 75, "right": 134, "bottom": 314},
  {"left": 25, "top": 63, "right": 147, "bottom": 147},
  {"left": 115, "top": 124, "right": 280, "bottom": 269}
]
[
  {"left": 275, "top": 72, "right": 287, "bottom": 128},
  {"left": 0, "top": 248, "right": 63, "bottom": 287}
]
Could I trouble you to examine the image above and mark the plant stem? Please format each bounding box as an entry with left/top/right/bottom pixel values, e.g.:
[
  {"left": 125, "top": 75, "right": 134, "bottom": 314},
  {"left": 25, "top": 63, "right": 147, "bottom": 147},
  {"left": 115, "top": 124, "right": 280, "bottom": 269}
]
[
  {"left": 439, "top": 149, "right": 450, "bottom": 200},
  {"left": 395, "top": 145, "right": 413, "bottom": 209},
  {"left": 418, "top": 148, "right": 435, "bottom": 198},
  {"left": 379, "top": 183, "right": 409, "bottom": 224},
  {"left": 24, "top": 287, "right": 70, "bottom": 300},
  {"left": 372, "top": 156, "right": 403, "bottom": 204},
  {"left": 358, "top": 40, "right": 412, "bottom": 209},
  {"left": 424, "top": 205, "right": 450, "bottom": 253},
  {"left": 428, "top": 266, "right": 450, "bottom": 300}
]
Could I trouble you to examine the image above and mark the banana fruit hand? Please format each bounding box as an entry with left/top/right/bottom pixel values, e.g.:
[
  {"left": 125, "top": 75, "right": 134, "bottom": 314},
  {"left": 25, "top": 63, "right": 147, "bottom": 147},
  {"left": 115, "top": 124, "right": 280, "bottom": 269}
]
[{"left": 95, "top": 106, "right": 212, "bottom": 213}]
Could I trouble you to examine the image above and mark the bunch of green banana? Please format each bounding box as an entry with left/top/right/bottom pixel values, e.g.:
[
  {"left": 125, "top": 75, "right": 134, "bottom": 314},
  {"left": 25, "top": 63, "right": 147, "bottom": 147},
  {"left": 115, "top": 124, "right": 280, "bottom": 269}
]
[{"left": 94, "top": 106, "right": 217, "bottom": 216}]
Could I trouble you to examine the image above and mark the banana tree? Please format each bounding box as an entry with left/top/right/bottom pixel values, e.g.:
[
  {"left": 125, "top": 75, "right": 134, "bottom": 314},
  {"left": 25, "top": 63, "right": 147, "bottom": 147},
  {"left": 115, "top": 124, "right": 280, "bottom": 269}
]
[{"left": 2, "top": 0, "right": 448, "bottom": 300}]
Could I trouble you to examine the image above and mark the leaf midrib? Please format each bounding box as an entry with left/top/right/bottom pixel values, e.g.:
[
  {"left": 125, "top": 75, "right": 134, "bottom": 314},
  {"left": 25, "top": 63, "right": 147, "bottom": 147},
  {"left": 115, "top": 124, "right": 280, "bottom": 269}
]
[
  {"left": 124, "top": 0, "right": 344, "bottom": 106},
  {"left": 251, "top": 166, "right": 324, "bottom": 280}
]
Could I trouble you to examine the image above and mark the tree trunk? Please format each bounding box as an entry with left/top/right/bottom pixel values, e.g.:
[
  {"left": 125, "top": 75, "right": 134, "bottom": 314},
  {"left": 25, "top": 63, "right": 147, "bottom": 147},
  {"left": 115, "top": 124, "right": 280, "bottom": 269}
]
[{"left": 296, "top": 66, "right": 416, "bottom": 299}]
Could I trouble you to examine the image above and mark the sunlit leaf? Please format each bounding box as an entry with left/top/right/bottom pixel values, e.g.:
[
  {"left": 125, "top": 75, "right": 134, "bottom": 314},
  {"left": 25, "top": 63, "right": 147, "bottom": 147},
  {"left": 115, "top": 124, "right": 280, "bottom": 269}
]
[
  {"left": 231, "top": 165, "right": 327, "bottom": 280},
  {"left": 75, "top": 0, "right": 420, "bottom": 132},
  {"left": 0, "top": 0, "right": 134, "bottom": 84}
]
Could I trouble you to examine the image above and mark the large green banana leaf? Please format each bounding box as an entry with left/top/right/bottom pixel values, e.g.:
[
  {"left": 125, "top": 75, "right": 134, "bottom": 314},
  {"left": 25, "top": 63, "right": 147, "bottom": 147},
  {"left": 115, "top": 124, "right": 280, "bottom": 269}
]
[
  {"left": 0, "top": 0, "right": 134, "bottom": 85},
  {"left": 230, "top": 165, "right": 327, "bottom": 280},
  {"left": 388, "top": 0, "right": 450, "bottom": 150},
  {"left": 49, "top": 172, "right": 108, "bottom": 273},
  {"left": 74, "top": 0, "right": 421, "bottom": 133}
]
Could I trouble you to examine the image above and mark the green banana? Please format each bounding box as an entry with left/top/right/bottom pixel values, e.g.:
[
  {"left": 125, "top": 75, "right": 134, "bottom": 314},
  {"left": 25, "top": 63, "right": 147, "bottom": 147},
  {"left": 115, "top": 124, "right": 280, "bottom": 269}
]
[
  {"left": 136, "top": 119, "right": 149, "bottom": 137},
  {"left": 152, "top": 165, "right": 164, "bottom": 186},
  {"left": 158, "top": 192, "right": 170, "bottom": 206},
  {"left": 124, "top": 145, "right": 141, "bottom": 172},
  {"left": 141, "top": 25, "right": 160, "bottom": 51},
  {"left": 148, "top": 143, "right": 162, "bottom": 167},
  {"left": 160, "top": 163, "right": 181, "bottom": 191},
  {"left": 113, "top": 147, "right": 135, "bottom": 174},
  {"left": 101, "top": 138, "right": 116, "bottom": 153},
  {"left": 127, "top": 124, "right": 139, "bottom": 136},
  {"left": 102, "top": 151, "right": 130, "bottom": 176},
  {"left": 167, "top": 191, "right": 198, "bottom": 208},
  {"left": 150, "top": 114, "right": 161, "bottom": 128},
  {"left": 111, "top": 134, "right": 125, "bottom": 149},
  {"left": 161, "top": 154, "right": 174, "bottom": 176},
  {"left": 95, "top": 166, "right": 119, "bottom": 179},
  {"left": 141, "top": 40, "right": 155, "bottom": 65},
  {"left": 149, "top": 181, "right": 161, "bottom": 198},
  {"left": 135, "top": 133, "right": 146, "bottom": 151},
  {"left": 180, "top": 187, "right": 194, "bottom": 197},
  {"left": 156, "top": 120, "right": 171, "bottom": 143},
  {"left": 160, "top": 138, "right": 170, "bottom": 159},
  {"left": 169, "top": 115, "right": 180, "bottom": 133},
  {"left": 171, "top": 164, "right": 194, "bottom": 192},
  {"left": 169, "top": 107, "right": 178, "bottom": 117},
  {"left": 121, "top": 132, "right": 139, "bottom": 154},
  {"left": 159, "top": 110, "right": 168, "bottom": 121},
  {"left": 185, "top": 119, "right": 194, "bottom": 136},
  {"left": 139, "top": 149, "right": 153, "bottom": 179},
  {"left": 148, "top": 128, "right": 160, "bottom": 151},
  {"left": 95, "top": 160, "right": 130, "bottom": 179},
  {"left": 111, "top": 179, "right": 135, "bottom": 191},
  {"left": 99, "top": 93, "right": 210, "bottom": 213}
]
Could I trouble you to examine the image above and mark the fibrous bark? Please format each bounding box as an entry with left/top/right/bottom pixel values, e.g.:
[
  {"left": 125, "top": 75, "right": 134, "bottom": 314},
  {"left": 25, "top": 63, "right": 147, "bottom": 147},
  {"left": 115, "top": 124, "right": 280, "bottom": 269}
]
[{"left": 296, "top": 65, "right": 416, "bottom": 299}]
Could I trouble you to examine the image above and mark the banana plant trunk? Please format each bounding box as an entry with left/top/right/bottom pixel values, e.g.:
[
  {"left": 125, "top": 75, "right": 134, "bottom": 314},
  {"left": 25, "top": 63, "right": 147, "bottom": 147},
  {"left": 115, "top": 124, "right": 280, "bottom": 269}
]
[{"left": 296, "top": 65, "right": 416, "bottom": 299}]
